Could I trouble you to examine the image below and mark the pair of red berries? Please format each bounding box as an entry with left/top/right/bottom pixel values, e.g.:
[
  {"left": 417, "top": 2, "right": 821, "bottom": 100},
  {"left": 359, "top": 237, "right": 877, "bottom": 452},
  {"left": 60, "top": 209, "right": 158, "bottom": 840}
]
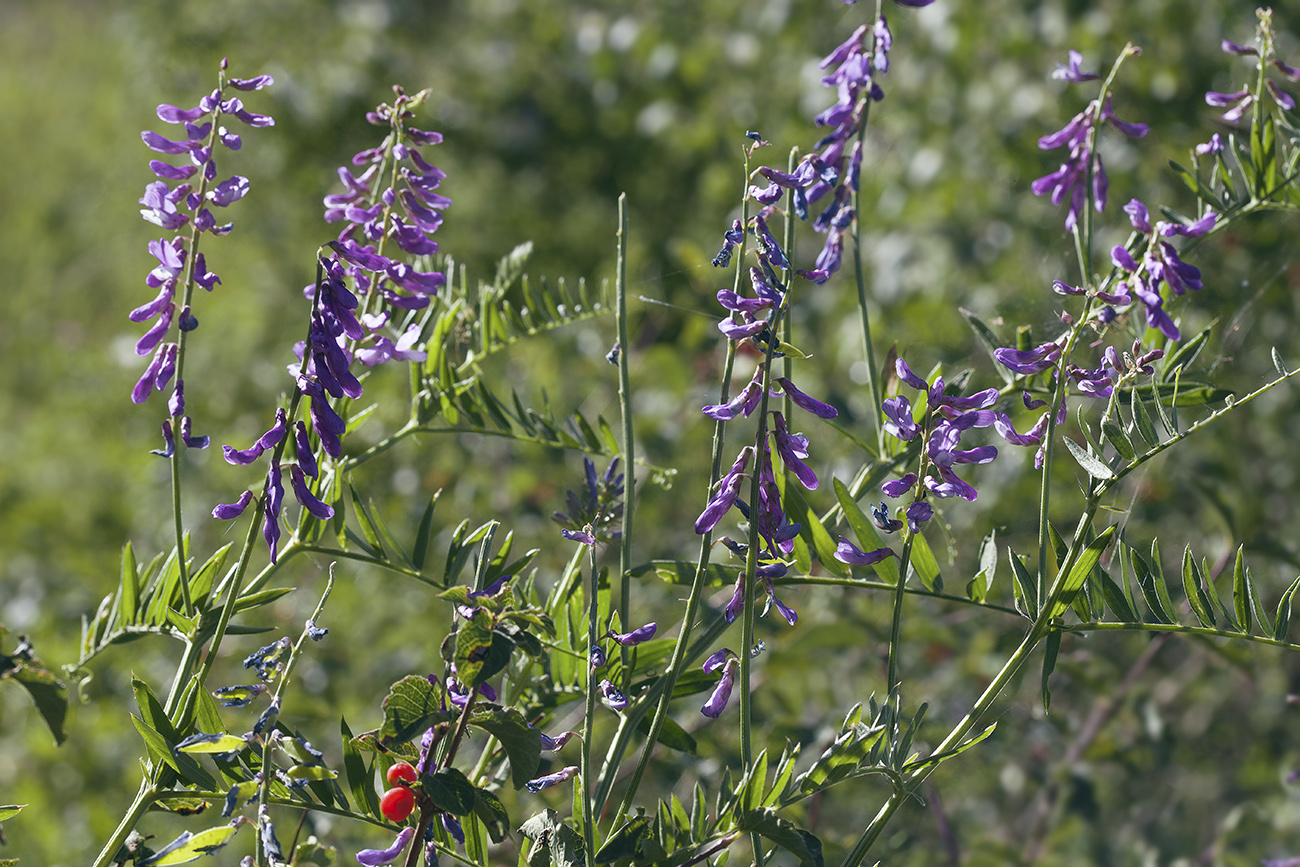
[{"left": 380, "top": 761, "right": 419, "bottom": 822}]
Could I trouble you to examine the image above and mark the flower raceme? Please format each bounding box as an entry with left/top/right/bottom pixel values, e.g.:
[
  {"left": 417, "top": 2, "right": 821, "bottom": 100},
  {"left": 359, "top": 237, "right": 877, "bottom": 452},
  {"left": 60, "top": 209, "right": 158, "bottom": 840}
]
[{"left": 1032, "top": 48, "right": 1148, "bottom": 231}]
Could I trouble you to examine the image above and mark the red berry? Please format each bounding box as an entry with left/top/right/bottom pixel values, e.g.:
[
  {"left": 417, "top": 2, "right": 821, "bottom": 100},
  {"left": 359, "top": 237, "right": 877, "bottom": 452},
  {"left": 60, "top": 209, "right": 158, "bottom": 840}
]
[
  {"left": 386, "top": 761, "right": 418, "bottom": 786},
  {"left": 380, "top": 786, "right": 415, "bottom": 822}
]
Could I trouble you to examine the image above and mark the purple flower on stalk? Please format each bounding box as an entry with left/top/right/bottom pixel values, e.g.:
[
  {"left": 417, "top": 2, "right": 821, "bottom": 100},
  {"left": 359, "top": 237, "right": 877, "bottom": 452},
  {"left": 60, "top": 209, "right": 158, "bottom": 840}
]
[
  {"left": 702, "top": 368, "right": 764, "bottom": 421},
  {"left": 1052, "top": 50, "right": 1100, "bottom": 83},
  {"left": 213, "top": 489, "right": 254, "bottom": 520},
  {"left": 1195, "top": 133, "right": 1225, "bottom": 156},
  {"left": 881, "top": 473, "right": 916, "bottom": 499},
  {"left": 905, "top": 501, "right": 932, "bottom": 532},
  {"left": 871, "top": 501, "right": 904, "bottom": 533},
  {"left": 539, "top": 729, "right": 580, "bottom": 751},
  {"left": 598, "top": 680, "right": 629, "bottom": 711},
  {"left": 561, "top": 528, "right": 596, "bottom": 546},
  {"left": 695, "top": 447, "right": 753, "bottom": 534},
  {"left": 712, "top": 219, "right": 746, "bottom": 268},
  {"left": 608, "top": 623, "right": 657, "bottom": 646},
  {"left": 701, "top": 656, "right": 739, "bottom": 719},
  {"left": 773, "top": 377, "right": 839, "bottom": 419},
  {"left": 771, "top": 412, "right": 819, "bottom": 490},
  {"left": 834, "top": 537, "right": 896, "bottom": 566},
  {"left": 525, "top": 765, "right": 579, "bottom": 793},
  {"left": 994, "top": 341, "right": 1062, "bottom": 376},
  {"left": 356, "top": 827, "right": 415, "bottom": 866},
  {"left": 263, "top": 462, "right": 284, "bottom": 563},
  {"left": 702, "top": 648, "right": 736, "bottom": 673}
]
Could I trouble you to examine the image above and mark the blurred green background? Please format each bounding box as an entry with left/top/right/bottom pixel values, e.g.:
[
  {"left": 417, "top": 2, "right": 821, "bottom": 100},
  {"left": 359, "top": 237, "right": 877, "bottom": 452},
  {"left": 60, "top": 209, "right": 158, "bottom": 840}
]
[{"left": 4, "top": 0, "right": 1300, "bottom": 864}]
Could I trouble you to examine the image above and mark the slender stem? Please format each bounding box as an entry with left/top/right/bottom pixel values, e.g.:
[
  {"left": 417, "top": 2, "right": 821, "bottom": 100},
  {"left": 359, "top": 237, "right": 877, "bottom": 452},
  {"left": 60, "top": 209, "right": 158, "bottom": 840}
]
[
  {"left": 615, "top": 193, "right": 635, "bottom": 684},
  {"left": 611, "top": 141, "right": 752, "bottom": 823},
  {"left": 581, "top": 545, "right": 600, "bottom": 867},
  {"left": 90, "top": 779, "right": 158, "bottom": 867},
  {"left": 441, "top": 684, "right": 480, "bottom": 769},
  {"left": 885, "top": 531, "right": 918, "bottom": 695}
]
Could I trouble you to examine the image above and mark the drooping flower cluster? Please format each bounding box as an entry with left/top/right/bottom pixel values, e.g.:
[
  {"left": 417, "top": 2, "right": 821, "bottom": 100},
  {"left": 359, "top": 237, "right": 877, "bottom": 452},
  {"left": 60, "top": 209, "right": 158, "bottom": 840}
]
[
  {"left": 213, "top": 87, "right": 447, "bottom": 562},
  {"left": 1208, "top": 9, "right": 1300, "bottom": 121},
  {"left": 551, "top": 457, "right": 625, "bottom": 545},
  {"left": 1032, "top": 48, "right": 1148, "bottom": 231},
  {"left": 131, "top": 63, "right": 274, "bottom": 455},
  {"left": 1106, "top": 199, "right": 1217, "bottom": 341},
  {"left": 878, "top": 359, "right": 999, "bottom": 524}
]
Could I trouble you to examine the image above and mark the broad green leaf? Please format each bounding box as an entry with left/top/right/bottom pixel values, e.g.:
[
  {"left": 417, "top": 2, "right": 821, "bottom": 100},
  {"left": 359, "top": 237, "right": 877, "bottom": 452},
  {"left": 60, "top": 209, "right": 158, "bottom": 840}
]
[
  {"left": 470, "top": 705, "right": 542, "bottom": 789},
  {"left": 472, "top": 787, "right": 510, "bottom": 842},
  {"left": 378, "top": 675, "right": 455, "bottom": 745},
  {"left": 425, "top": 767, "right": 476, "bottom": 815},
  {"left": 176, "top": 732, "right": 251, "bottom": 754},
  {"left": 146, "top": 820, "right": 246, "bottom": 865},
  {"left": 454, "top": 609, "right": 512, "bottom": 688},
  {"left": 910, "top": 530, "right": 943, "bottom": 594},
  {"left": 284, "top": 765, "right": 338, "bottom": 783},
  {"left": 1130, "top": 395, "right": 1158, "bottom": 447}
]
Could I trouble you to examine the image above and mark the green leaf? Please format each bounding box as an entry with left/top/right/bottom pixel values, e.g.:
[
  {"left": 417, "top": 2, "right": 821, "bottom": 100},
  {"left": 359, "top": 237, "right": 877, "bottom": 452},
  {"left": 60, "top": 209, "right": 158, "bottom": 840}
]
[
  {"left": 1047, "top": 526, "right": 1117, "bottom": 620},
  {"left": 425, "top": 767, "right": 476, "bottom": 815},
  {"left": 147, "top": 820, "right": 246, "bottom": 864},
  {"left": 1101, "top": 418, "right": 1136, "bottom": 462},
  {"left": 635, "top": 713, "right": 697, "bottom": 755},
  {"left": 910, "top": 530, "right": 943, "bottom": 594},
  {"left": 454, "top": 609, "right": 513, "bottom": 688},
  {"left": 6, "top": 657, "right": 68, "bottom": 746},
  {"left": 284, "top": 764, "right": 339, "bottom": 783},
  {"left": 1181, "top": 546, "right": 1216, "bottom": 628},
  {"left": 378, "top": 676, "right": 455, "bottom": 745},
  {"left": 1008, "top": 549, "right": 1037, "bottom": 618},
  {"left": 1063, "top": 436, "right": 1114, "bottom": 480},
  {"left": 1160, "top": 324, "right": 1212, "bottom": 382},
  {"left": 348, "top": 482, "right": 385, "bottom": 555},
  {"left": 736, "top": 809, "right": 824, "bottom": 867},
  {"left": 1130, "top": 394, "right": 1158, "bottom": 447},
  {"left": 968, "top": 531, "right": 997, "bottom": 603},
  {"left": 1041, "top": 630, "right": 1061, "bottom": 712},
  {"left": 470, "top": 705, "right": 542, "bottom": 789},
  {"left": 739, "top": 749, "right": 769, "bottom": 812},
  {"left": 960, "top": 308, "right": 1014, "bottom": 385},
  {"left": 1129, "top": 547, "right": 1173, "bottom": 624},
  {"left": 411, "top": 492, "right": 442, "bottom": 572},
  {"left": 1276, "top": 575, "right": 1300, "bottom": 642},
  {"left": 121, "top": 542, "right": 141, "bottom": 622},
  {"left": 341, "top": 716, "right": 380, "bottom": 819},
  {"left": 0, "top": 805, "right": 24, "bottom": 822},
  {"left": 595, "top": 816, "right": 653, "bottom": 864},
  {"left": 783, "top": 483, "right": 848, "bottom": 580},
  {"left": 176, "top": 733, "right": 251, "bottom": 754},
  {"left": 833, "top": 478, "right": 899, "bottom": 585},
  {"left": 1233, "top": 545, "right": 1251, "bottom": 633},
  {"left": 472, "top": 787, "right": 511, "bottom": 842}
]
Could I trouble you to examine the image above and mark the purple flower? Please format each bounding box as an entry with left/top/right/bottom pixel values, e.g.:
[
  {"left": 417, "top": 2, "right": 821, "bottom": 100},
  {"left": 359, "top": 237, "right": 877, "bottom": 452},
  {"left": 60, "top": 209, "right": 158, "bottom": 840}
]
[
  {"left": 835, "top": 537, "right": 896, "bottom": 566},
  {"left": 871, "top": 502, "right": 904, "bottom": 533},
  {"left": 539, "top": 729, "right": 580, "bottom": 751},
  {"left": 772, "top": 412, "right": 819, "bottom": 490},
  {"left": 1052, "top": 50, "right": 1100, "bottom": 83},
  {"left": 263, "top": 462, "right": 284, "bottom": 563},
  {"left": 882, "top": 395, "right": 920, "bottom": 441},
  {"left": 994, "top": 341, "right": 1062, "bottom": 376},
  {"left": 724, "top": 572, "right": 746, "bottom": 625},
  {"left": 213, "top": 490, "right": 254, "bottom": 520},
  {"left": 774, "top": 377, "right": 839, "bottom": 419},
  {"left": 561, "top": 528, "right": 596, "bottom": 546},
  {"left": 695, "top": 447, "right": 753, "bottom": 534},
  {"left": 525, "top": 765, "right": 579, "bottom": 793},
  {"left": 608, "top": 623, "right": 657, "bottom": 646},
  {"left": 702, "top": 649, "right": 736, "bottom": 673},
  {"left": 701, "top": 657, "right": 739, "bottom": 718},
  {"left": 702, "top": 371, "right": 764, "bottom": 421},
  {"left": 356, "top": 827, "right": 415, "bottom": 866},
  {"left": 598, "top": 679, "right": 629, "bottom": 711},
  {"left": 881, "top": 472, "right": 916, "bottom": 498},
  {"left": 905, "top": 501, "right": 932, "bottom": 532},
  {"left": 290, "top": 466, "right": 335, "bottom": 520},
  {"left": 1195, "top": 133, "right": 1225, "bottom": 156},
  {"left": 762, "top": 577, "right": 799, "bottom": 625}
]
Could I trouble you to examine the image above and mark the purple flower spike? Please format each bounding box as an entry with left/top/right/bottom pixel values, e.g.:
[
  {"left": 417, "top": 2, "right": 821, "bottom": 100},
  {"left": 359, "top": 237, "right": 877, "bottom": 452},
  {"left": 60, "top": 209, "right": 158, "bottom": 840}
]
[
  {"left": 609, "top": 623, "right": 657, "bottom": 647},
  {"left": 525, "top": 765, "right": 579, "bottom": 793},
  {"left": 356, "top": 827, "right": 415, "bottom": 866},
  {"left": 834, "top": 537, "right": 897, "bottom": 566},
  {"left": 701, "top": 657, "right": 739, "bottom": 718}
]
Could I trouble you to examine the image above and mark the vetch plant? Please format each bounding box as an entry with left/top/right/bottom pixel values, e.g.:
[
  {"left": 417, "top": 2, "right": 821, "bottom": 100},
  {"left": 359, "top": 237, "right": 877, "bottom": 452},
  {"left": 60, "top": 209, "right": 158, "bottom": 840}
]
[{"left": 7, "top": 3, "right": 1300, "bottom": 867}]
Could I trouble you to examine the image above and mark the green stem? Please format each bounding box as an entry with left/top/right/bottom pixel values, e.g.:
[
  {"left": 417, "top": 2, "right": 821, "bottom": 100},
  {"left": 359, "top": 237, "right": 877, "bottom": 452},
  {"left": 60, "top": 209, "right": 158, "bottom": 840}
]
[
  {"left": 615, "top": 193, "right": 635, "bottom": 685},
  {"left": 581, "top": 544, "right": 600, "bottom": 867},
  {"left": 90, "top": 779, "right": 158, "bottom": 867},
  {"left": 885, "top": 530, "right": 918, "bottom": 695}
]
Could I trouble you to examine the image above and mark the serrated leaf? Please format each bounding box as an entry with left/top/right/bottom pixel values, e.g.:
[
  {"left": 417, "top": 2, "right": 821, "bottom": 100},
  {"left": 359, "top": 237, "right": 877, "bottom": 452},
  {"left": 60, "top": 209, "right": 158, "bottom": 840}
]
[
  {"left": 1181, "top": 546, "right": 1216, "bottom": 628},
  {"left": 1063, "top": 436, "right": 1114, "bottom": 480},
  {"left": 470, "top": 705, "right": 542, "bottom": 789},
  {"left": 378, "top": 676, "right": 455, "bottom": 745}
]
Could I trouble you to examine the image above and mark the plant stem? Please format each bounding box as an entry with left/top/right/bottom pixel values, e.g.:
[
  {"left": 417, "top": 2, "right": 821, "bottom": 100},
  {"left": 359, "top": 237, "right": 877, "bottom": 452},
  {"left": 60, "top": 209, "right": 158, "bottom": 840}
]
[
  {"left": 581, "top": 544, "right": 600, "bottom": 867},
  {"left": 615, "top": 193, "right": 635, "bottom": 684}
]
